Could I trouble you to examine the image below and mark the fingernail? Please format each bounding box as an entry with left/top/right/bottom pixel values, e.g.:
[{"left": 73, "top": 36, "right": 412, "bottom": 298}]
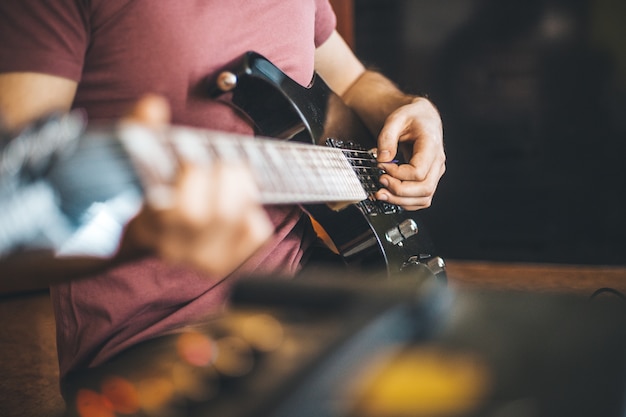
[
  {"left": 378, "top": 150, "right": 392, "bottom": 161},
  {"left": 377, "top": 192, "right": 388, "bottom": 201},
  {"left": 379, "top": 177, "right": 389, "bottom": 187}
]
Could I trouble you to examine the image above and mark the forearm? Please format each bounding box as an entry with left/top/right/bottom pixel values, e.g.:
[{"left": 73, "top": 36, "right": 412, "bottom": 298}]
[
  {"left": 0, "top": 72, "right": 77, "bottom": 132},
  {"left": 0, "top": 218, "right": 149, "bottom": 295},
  {"left": 0, "top": 253, "right": 110, "bottom": 294},
  {"left": 341, "top": 70, "right": 418, "bottom": 136}
]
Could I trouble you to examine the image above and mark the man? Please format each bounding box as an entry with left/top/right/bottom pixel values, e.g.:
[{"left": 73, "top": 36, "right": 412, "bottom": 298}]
[{"left": 0, "top": 0, "right": 445, "bottom": 399}]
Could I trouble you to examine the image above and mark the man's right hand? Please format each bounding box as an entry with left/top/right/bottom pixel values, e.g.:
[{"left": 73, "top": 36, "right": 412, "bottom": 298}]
[{"left": 0, "top": 76, "right": 274, "bottom": 289}]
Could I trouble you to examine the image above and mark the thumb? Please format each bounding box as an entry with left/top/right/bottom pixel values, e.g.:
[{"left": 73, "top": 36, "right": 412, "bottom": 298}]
[
  {"left": 126, "top": 94, "right": 171, "bottom": 126},
  {"left": 376, "top": 116, "right": 402, "bottom": 163}
]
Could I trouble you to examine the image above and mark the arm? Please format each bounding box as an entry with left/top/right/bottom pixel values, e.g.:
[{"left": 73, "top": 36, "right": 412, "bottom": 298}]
[
  {"left": 0, "top": 75, "right": 273, "bottom": 293},
  {"left": 0, "top": 72, "right": 77, "bottom": 132},
  {"left": 0, "top": 72, "right": 99, "bottom": 293},
  {"left": 315, "top": 31, "right": 446, "bottom": 210}
]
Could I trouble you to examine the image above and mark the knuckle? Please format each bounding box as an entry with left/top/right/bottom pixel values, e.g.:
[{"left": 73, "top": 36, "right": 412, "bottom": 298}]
[
  {"left": 384, "top": 179, "right": 402, "bottom": 195},
  {"left": 413, "top": 166, "right": 429, "bottom": 182}
]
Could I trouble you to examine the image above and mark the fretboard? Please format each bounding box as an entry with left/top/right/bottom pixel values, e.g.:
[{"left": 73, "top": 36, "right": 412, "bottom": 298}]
[{"left": 117, "top": 123, "right": 370, "bottom": 206}]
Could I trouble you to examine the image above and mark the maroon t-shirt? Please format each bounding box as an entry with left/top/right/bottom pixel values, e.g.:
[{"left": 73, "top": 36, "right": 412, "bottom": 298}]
[{"left": 0, "top": 0, "right": 336, "bottom": 377}]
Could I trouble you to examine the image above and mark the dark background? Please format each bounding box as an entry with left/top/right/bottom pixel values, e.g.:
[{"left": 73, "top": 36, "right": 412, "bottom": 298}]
[{"left": 353, "top": 0, "right": 626, "bottom": 265}]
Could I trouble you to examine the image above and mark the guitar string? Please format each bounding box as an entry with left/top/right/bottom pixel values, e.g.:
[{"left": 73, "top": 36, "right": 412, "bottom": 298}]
[
  {"left": 338, "top": 149, "right": 386, "bottom": 200},
  {"left": 198, "top": 136, "right": 368, "bottom": 202},
  {"left": 113, "top": 127, "right": 384, "bottom": 203}
]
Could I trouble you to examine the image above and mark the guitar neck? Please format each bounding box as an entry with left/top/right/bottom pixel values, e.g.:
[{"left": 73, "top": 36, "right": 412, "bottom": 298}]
[
  {"left": 0, "top": 114, "right": 376, "bottom": 261},
  {"left": 117, "top": 123, "right": 370, "bottom": 206}
]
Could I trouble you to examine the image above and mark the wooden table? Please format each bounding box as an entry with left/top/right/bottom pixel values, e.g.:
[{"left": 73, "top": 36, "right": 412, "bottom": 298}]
[{"left": 446, "top": 259, "right": 626, "bottom": 295}]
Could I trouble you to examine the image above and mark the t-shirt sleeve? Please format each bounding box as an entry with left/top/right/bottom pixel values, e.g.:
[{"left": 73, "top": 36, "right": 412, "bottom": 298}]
[
  {"left": 0, "top": 0, "right": 89, "bottom": 81},
  {"left": 314, "top": 0, "right": 338, "bottom": 47}
]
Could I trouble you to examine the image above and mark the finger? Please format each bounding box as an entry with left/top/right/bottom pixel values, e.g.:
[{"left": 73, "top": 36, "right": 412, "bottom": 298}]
[
  {"left": 375, "top": 189, "right": 433, "bottom": 210},
  {"left": 376, "top": 113, "right": 404, "bottom": 163},
  {"left": 176, "top": 164, "right": 215, "bottom": 226},
  {"left": 408, "top": 132, "right": 446, "bottom": 177},
  {"left": 211, "top": 163, "right": 262, "bottom": 221},
  {"left": 123, "top": 207, "right": 160, "bottom": 251},
  {"left": 130, "top": 164, "right": 215, "bottom": 243},
  {"left": 380, "top": 160, "right": 433, "bottom": 183},
  {"left": 126, "top": 94, "right": 171, "bottom": 126},
  {"left": 376, "top": 161, "right": 445, "bottom": 209},
  {"left": 376, "top": 175, "right": 433, "bottom": 200},
  {"left": 380, "top": 130, "right": 446, "bottom": 181},
  {"left": 160, "top": 163, "right": 262, "bottom": 234},
  {"left": 182, "top": 205, "right": 273, "bottom": 277}
]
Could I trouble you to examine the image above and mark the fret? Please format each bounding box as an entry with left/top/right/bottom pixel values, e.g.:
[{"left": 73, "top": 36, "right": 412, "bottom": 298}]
[
  {"left": 307, "top": 146, "right": 332, "bottom": 197},
  {"left": 240, "top": 140, "right": 278, "bottom": 196},
  {"left": 262, "top": 140, "right": 298, "bottom": 201},
  {"left": 117, "top": 124, "right": 180, "bottom": 208},
  {"left": 287, "top": 142, "right": 316, "bottom": 196}
]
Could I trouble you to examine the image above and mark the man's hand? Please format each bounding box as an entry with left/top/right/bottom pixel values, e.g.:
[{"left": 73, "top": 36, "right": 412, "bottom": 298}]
[
  {"left": 127, "top": 163, "right": 274, "bottom": 277},
  {"left": 122, "top": 95, "right": 274, "bottom": 277},
  {"left": 374, "top": 97, "right": 445, "bottom": 210},
  {"left": 315, "top": 31, "right": 446, "bottom": 211}
]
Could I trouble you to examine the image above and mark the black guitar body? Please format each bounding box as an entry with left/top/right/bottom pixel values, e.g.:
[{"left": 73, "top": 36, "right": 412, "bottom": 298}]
[{"left": 211, "top": 52, "right": 446, "bottom": 281}]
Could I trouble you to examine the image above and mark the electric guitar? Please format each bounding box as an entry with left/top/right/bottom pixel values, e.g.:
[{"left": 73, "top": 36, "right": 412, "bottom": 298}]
[{"left": 0, "top": 52, "right": 445, "bottom": 282}]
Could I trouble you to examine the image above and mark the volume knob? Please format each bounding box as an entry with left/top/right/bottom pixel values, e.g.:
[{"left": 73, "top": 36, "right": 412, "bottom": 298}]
[{"left": 385, "top": 219, "right": 419, "bottom": 246}]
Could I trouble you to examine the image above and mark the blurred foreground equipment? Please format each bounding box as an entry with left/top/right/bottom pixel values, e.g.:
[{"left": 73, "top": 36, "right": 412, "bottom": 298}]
[{"left": 62, "top": 271, "right": 625, "bottom": 417}]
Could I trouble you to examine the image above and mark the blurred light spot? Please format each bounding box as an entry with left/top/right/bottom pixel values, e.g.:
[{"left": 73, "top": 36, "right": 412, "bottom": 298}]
[
  {"left": 101, "top": 375, "right": 140, "bottom": 414},
  {"left": 176, "top": 331, "right": 215, "bottom": 367},
  {"left": 240, "top": 314, "right": 284, "bottom": 352},
  {"left": 540, "top": 8, "right": 575, "bottom": 41},
  {"left": 213, "top": 336, "right": 254, "bottom": 377},
  {"left": 75, "top": 388, "right": 115, "bottom": 417},
  {"left": 172, "top": 362, "right": 219, "bottom": 402},
  {"left": 137, "top": 377, "right": 175, "bottom": 413},
  {"left": 351, "top": 346, "right": 491, "bottom": 417}
]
